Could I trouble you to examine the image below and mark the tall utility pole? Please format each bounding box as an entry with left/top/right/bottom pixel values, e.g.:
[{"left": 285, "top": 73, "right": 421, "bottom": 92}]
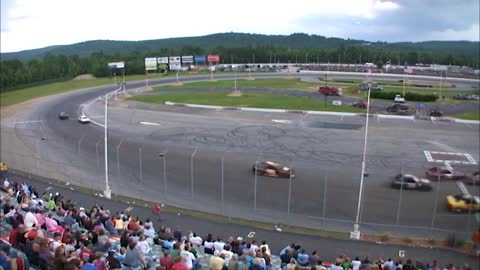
[{"left": 351, "top": 71, "right": 372, "bottom": 240}]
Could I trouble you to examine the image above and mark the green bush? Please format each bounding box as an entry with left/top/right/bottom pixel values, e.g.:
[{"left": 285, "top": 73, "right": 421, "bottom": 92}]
[
  {"left": 370, "top": 91, "right": 399, "bottom": 100},
  {"left": 403, "top": 237, "right": 413, "bottom": 244},
  {"left": 404, "top": 92, "right": 438, "bottom": 101},
  {"left": 426, "top": 237, "right": 436, "bottom": 245},
  {"left": 370, "top": 91, "right": 438, "bottom": 102},
  {"left": 379, "top": 232, "right": 390, "bottom": 242}
]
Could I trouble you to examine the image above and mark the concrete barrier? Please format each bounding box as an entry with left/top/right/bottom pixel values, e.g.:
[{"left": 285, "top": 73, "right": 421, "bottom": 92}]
[
  {"left": 377, "top": 114, "right": 415, "bottom": 120},
  {"left": 240, "top": 107, "right": 287, "bottom": 113},
  {"left": 452, "top": 118, "right": 480, "bottom": 124},
  {"left": 306, "top": 111, "right": 357, "bottom": 116}
]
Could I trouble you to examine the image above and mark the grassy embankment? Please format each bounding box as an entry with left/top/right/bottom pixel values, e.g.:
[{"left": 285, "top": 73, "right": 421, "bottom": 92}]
[{"left": 453, "top": 112, "right": 480, "bottom": 121}]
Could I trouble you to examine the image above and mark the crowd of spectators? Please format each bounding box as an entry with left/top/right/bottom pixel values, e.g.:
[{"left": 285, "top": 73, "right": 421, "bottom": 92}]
[{"left": 0, "top": 172, "right": 476, "bottom": 270}]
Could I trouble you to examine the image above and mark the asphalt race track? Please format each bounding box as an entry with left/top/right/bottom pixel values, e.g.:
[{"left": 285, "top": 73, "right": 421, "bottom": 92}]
[{"left": 7, "top": 72, "right": 480, "bottom": 238}]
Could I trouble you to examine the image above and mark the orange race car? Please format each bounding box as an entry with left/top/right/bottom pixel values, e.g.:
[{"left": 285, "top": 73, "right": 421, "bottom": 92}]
[{"left": 252, "top": 161, "right": 295, "bottom": 178}]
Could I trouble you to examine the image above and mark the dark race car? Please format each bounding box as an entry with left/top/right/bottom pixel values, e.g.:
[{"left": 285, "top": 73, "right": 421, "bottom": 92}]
[
  {"left": 464, "top": 171, "right": 480, "bottom": 185},
  {"left": 391, "top": 174, "right": 432, "bottom": 191},
  {"left": 425, "top": 167, "right": 467, "bottom": 180},
  {"left": 386, "top": 103, "right": 409, "bottom": 114},
  {"left": 253, "top": 161, "right": 295, "bottom": 178},
  {"left": 58, "top": 112, "right": 69, "bottom": 120}
]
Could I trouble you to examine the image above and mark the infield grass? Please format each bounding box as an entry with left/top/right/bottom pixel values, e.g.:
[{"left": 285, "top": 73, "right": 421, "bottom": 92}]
[
  {"left": 129, "top": 92, "right": 365, "bottom": 113},
  {"left": 0, "top": 74, "right": 155, "bottom": 107},
  {"left": 154, "top": 78, "right": 319, "bottom": 91},
  {"left": 452, "top": 111, "right": 480, "bottom": 121}
]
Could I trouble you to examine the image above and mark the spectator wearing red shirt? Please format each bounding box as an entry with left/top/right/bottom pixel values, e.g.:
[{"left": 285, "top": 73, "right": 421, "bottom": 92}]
[
  {"left": 171, "top": 256, "right": 189, "bottom": 270},
  {"left": 127, "top": 217, "right": 139, "bottom": 231},
  {"left": 160, "top": 250, "right": 174, "bottom": 270},
  {"left": 9, "top": 220, "right": 20, "bottom": 246}
]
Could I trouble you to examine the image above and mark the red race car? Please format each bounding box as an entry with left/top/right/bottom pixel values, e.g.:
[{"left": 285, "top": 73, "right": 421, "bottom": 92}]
[{"left": 425, "top": 167, "right": 467, "bottom": 180}]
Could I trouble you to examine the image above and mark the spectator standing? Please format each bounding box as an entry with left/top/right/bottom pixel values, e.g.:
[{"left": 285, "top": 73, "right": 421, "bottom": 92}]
[
  {"left": 351, "top": 257, "right": 361, "bottom": 270},
  {"left": 153, "top": 203, "right": 162, "bottom": 220}
]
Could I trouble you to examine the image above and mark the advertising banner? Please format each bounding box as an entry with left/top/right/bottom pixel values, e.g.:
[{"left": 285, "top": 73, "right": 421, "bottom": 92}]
[
  {"left": 169, "top": 56, "right": 181, "bottom": 63},
  {"left": 207, "top": 55, "right": 220, "bottom": 62},
  {"left": 194, "top": 55, "right": 206, "bottom": 63},
  {"left": 157, "top": 57, "right": 169, "bottom": 64},
  {"left": 144, "top": 58, "right": 157, "bottom": 71},
  {"left": 181, "top": 56, "right": 194, "bottom": 63},
  {"left": 169, "top": 63, "right": 182, "bottom": 70},
  {"left": 108, "top": 61, "right": 125, "bottom": 69}
]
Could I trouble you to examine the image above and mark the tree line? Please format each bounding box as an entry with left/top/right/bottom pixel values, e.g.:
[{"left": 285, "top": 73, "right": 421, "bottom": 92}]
[{"left": 1, "top": 45, "right": 478, "bottom": 91}]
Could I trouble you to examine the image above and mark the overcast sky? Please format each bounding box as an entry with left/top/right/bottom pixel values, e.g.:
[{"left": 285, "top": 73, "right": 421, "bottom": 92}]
[{"left": 1, "top": 0, "right": 479, "bottom": 53}]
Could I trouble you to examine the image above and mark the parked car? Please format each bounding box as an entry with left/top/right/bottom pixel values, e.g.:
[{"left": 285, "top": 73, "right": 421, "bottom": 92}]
[
  {"left": 386, "top": 103, "right": 409, "bottom": 113},
  {"left": 391, "top": 174, "right": 432, "bottom": 191},
  {"left": 394, "top": 94, "right": 406, "bottom": 103},
  {"left": 352, "top": 100, "right": 369, "bottom": 109},
  {"left": 58, "top": 112, "right": 69, "bottom": 120},
  {"left": 78, "top": 115, "right": 91, "bottom": 124},
  {"left": 253, "top": 161, "right": 295, "bottom": 178},
  {"left": 464, "top": 171, "right": 480, "bottom": 185},
  {"left": 446, "top": 194, "right": 480, "bottom": 212},
  {"left": 359, "top": 82, "right": 383, "bottom": 91},
  {"left": 319, "top": 86, "right": 342, "bottom": 96},
  {"left": 453, "top": 94, "right": 479, "bottom": 100},
  {"left": 429, "top": 109, "right": 443, "bottom": 117},
  {"left": 425, "top": 167, "right": 467, "bottom": 180}
]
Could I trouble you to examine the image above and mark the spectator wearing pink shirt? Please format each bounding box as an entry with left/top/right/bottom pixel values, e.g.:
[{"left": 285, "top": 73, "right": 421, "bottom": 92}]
[
  {"left": 34, "top": 208, "right": 46, "bottom": 229},
  {"left": 45, "top": 213, "right": 65, "bottom": 233}
]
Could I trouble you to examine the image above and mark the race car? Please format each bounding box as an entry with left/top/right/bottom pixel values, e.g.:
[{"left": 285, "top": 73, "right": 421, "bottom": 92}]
[
  {"left": 391, "top": 174, "right": 432, "bottom": 191},
  {"left": 446, "top": 194, "right": 480, "bottom": 212},
  {"left": 386, "top": 103, "right": 409, "bottom": 114},
  {"left": 352, "top": 100, "right": 369, "bottom": 109},
  {"left": 58, "top": 112, "right": 69, "bottom": 120},
  {"left": 464, "top": 171, "right": 480, "bottom": 185},
  {"left": 252, "top": 161, "right": 295, "bottom": 178},
  {"left": 425, "top": 167, "right": 467, "bottom": 180},
  {"left": 78, "top": 115, "right": 91, "bottom": 124}
]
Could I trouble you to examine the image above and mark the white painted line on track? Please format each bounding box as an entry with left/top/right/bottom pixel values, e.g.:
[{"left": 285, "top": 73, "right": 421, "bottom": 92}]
[
  {"left": 140, "top": 121, "right": 161, "bottom": 126},
  {"left": 424, "top": 151, "right": 434, "bottom": 162},
  {"left": 15, "top": 120, "right": 42, "bottom": 124},
  {"left": 272, "top": 119, "right": 290, "bottom": 124}
]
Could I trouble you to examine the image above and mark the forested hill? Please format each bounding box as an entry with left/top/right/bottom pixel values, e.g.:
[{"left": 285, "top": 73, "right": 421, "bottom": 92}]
[{"left": 2, "top": 32, "right": 479, "bottom": 61}]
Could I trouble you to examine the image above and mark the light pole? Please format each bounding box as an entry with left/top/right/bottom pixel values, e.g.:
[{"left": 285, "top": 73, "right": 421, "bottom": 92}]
[
  {"left": 103, "top": 91, "right": 113, "bottom": 199},
  {"left": 351, "top": 85, "right": 371, "bottom": 240}
]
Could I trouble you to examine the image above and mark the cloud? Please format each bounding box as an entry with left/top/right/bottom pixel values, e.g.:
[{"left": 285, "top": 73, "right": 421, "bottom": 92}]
[{"left": 1, "top": 0, "right": 479, "bottom": 53}]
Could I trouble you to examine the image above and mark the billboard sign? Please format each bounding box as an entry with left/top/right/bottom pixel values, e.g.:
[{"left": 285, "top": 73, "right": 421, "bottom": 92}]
[
  {"left": 169, "top": 56, "right": 181, "bottom": 63},
  {"left": 108, "top": 61, "right": 125, "bottom": 69},
  {"left": 157, "top": 57, "right": 169, "bottom": 64},
  {"left": 181, "top": 56, "right": 194, "bottom": 63},
  {"left": 169, "top": 63, "right": 182, "bottom": 70},
  {"left": 194, "top": 55, "right": 206, "bottom": 63},
  {"left": 145, "top": 57, "right": 157, "bottom": 71},
  {"left": 207, "top": 55, "right": 220, "bottom": 63}
]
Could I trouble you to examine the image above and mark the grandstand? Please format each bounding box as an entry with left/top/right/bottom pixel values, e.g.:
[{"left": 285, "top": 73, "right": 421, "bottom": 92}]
[{"left": 0, "top": 168, "right": 476, "bottom": 270}]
